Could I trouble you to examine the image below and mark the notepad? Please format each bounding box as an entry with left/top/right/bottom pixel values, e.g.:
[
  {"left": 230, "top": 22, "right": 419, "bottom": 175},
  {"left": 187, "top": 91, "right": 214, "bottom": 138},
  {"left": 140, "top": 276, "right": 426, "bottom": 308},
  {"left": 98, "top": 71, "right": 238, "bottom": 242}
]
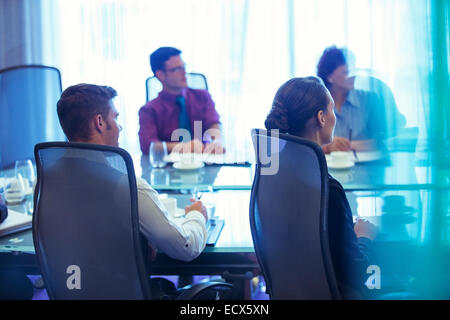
[
  {"left": 0, "top": 209, "right": 32, "bottom": 237},
  {"left": 205, "top": 219, "right": 225, "bottom": 246}
]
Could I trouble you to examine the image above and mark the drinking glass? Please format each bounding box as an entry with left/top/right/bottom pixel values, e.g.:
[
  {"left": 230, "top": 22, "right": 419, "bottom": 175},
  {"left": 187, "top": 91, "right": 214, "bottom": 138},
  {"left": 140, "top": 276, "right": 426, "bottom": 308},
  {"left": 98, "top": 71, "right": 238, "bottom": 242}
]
[
  {"left": 4, "top": 174, "right": 26, "bottom": 204},
  {"left": 15, "top": 159, "right": 35, "bottom": 194},
  {"left": 191, "top": 186, "right": 215, "bottom": 220},
  {"left": 149, "top": 141, "right": 168, "bottom": 168},
  {"left": 150, "top": 168, "right": 170, "bottom": 185}
]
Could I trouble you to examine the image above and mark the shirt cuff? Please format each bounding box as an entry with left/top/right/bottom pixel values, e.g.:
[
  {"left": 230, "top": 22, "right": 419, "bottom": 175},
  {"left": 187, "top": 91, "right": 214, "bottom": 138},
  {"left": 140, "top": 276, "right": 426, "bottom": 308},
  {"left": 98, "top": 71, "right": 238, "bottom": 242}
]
[{"left": 185, "top": 210, "right": 207, "bottom": 224}]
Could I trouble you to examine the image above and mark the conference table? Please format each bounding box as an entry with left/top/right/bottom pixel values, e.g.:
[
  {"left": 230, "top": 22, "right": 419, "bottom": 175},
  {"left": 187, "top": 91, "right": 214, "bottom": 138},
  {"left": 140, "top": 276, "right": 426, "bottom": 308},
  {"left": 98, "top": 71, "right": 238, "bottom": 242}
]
[{"left": 1, "top": 150, "right": 449, "bottom": 298}]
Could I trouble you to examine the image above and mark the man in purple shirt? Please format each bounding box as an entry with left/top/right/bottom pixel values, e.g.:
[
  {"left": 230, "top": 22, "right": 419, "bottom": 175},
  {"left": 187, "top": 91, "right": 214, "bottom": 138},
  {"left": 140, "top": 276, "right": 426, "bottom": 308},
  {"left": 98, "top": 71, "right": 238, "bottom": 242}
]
[{"left": 138, "top": 47, "right": 225, "bottom": 155}]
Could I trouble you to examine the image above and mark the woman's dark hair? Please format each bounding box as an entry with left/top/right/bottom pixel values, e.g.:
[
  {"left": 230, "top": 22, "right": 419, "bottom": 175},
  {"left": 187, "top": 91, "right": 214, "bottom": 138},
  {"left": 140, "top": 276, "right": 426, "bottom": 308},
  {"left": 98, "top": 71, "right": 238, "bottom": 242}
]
[
  {"left": 57, "top": 83, "right": 117, "bottom": 141},
  {"left": 265, "top": 76, "right": 330, "bottom": 135},
  {"left": 316, "top": 46, "right": 348, "bottom": 90},
  {"left": 150, "top": 47, "right": 182, "bottom": 74}
]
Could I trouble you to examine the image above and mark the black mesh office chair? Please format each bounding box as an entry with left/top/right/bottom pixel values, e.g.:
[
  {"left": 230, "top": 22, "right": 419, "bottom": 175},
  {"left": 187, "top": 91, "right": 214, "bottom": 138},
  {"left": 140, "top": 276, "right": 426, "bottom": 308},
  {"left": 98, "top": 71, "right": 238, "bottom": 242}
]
[
  {"left": 33, "top": 142, "right": 232, "bottom": 299},
  {"left": 145, "top": 72, "right": 208, "bottom": 102},
  {"left": 0, "top": 65, "right": 65, "bottom": 169},
  {"left": 249, "top": 129, "right": 340, "bottom": 299}
]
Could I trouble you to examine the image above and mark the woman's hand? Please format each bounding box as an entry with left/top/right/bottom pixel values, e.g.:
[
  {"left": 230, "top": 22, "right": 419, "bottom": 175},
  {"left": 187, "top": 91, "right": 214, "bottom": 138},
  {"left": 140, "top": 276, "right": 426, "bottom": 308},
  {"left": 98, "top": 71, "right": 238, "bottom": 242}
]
[
  {"left": 354, "top": 218, "right": 378, "bottom": 240},
  {"left": 323, "top": 137, "right": 351, "bottom": 153}
]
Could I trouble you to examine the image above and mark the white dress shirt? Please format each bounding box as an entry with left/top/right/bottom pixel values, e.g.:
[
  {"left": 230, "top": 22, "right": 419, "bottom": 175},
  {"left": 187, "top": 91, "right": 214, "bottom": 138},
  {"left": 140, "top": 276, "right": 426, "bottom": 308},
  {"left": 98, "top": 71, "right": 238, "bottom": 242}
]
[{"left": 135, "top": 177, "right": 207, "bottom": 262}]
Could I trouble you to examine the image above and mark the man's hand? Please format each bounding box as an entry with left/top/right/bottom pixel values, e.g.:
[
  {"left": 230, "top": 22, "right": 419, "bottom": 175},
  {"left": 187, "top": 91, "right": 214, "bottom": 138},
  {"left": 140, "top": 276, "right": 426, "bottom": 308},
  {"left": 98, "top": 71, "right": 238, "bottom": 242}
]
[
  {"left": 354, "top": 218, "right": 378, "bottom": 240},
  {"left": 203, "top": 140, "right": 226, "bottom": 154},
  {"left": 185, "top": 199, "right": 208, "bottom": 222},
  {"left": 187, "top": 139, "right": 204, "bottom": 153},
  {"left": 171, "top": 139, "right": 204, "bottom": 153},
  {"left": 323, "top": 137, "right": 351, "bottom": 153}
]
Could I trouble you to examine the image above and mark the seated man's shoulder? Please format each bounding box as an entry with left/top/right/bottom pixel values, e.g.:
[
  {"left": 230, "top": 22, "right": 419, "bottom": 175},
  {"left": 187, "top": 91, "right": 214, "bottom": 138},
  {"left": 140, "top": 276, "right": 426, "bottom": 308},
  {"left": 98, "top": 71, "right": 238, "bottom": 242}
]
[
  {"left": 139, "top": 97, "right": 162, "bottom": 114},
  {"left": 185, "top": 87, "right": 212, "bottom": 100},
  {"left": 135, "top": 176, "right": 153, "bottom": 191}
]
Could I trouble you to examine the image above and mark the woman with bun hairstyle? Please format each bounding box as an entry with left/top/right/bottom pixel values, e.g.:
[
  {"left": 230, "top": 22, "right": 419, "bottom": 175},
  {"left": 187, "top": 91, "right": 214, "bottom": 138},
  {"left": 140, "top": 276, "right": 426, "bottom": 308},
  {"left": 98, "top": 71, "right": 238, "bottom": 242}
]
[{"left": 265, "top": 76, "right": 378, "bottom": 299}]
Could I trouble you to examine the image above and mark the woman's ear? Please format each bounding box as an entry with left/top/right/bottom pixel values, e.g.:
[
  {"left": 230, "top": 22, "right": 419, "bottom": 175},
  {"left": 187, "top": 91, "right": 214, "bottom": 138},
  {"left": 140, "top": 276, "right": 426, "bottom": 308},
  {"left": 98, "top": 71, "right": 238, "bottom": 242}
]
[{"left": 316, "top": 110, "right": 326, "bottom": 128}]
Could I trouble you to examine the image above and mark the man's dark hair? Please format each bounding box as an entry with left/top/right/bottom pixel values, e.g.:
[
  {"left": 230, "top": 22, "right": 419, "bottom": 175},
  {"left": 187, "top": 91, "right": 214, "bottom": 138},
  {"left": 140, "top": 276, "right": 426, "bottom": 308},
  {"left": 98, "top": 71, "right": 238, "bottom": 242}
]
[
  {"left": 57, "top": 83, "right": 117, "bottom": 141},
  {"left": 317, "top": 46, "right": 348, "bottom": 90},
  {"left": 150, "top": 47, "right": 182, "bottom": 74}
]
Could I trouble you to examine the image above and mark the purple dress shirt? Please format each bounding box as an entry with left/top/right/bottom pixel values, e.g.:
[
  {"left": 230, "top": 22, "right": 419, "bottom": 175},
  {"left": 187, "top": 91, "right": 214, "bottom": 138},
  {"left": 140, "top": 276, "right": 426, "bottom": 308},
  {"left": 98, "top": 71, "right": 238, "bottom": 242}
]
[{"left": 138, "top": 88, "right": 220, "bottom": 154}]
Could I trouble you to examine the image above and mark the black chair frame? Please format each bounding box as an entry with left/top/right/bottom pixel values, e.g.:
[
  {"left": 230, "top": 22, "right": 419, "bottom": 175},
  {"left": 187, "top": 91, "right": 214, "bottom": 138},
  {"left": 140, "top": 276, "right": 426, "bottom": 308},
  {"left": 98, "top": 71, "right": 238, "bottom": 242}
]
[
  {"left": 33, "top": 142, "right": 151, "bottom": 299},
  {"left": 249, "top": 129, "right": 341, "bottom": 299}
]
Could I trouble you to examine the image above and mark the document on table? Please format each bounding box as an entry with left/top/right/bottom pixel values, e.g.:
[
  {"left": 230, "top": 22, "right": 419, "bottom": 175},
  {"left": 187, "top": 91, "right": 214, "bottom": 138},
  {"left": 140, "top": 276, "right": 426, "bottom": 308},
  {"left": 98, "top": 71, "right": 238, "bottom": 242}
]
[
  {"left": 164, "top": 152, "right": 253, "bottom": 165},
  {"left": 0, "top": 209, "right": 32, "bottom": 237}
]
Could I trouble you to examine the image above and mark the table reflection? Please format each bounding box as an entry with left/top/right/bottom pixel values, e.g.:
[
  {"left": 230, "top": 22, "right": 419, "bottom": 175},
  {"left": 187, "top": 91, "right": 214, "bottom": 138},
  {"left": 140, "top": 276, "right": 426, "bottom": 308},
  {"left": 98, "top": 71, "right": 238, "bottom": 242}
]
[
  {"left": 138, "top": 151, "right": 448, "bottom": 192},
  {"left": 140, "top": 154, "right": 253, "bottom": 190}
]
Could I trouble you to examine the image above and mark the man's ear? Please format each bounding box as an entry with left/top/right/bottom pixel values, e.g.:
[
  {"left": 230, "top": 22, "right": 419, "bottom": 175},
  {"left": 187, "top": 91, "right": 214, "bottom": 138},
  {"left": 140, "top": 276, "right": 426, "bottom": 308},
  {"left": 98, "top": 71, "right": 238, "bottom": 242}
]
[
  {"left": 93, "top": 114, "right": 104, "bottom": 133},
  {"left": 155, "top": 70, "right": 165, "bottom": 82},
  {"left": 316, "top": 110, "right": 326, "bottom": 128}
]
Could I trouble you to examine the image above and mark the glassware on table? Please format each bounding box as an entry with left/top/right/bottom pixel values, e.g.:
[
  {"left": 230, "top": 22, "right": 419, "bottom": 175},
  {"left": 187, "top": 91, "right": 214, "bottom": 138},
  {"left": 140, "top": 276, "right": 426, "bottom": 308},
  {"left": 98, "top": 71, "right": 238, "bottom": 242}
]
[
  {"left": 14, "top": 159, "right": 35, "bottom": 194},
  {"left": 150, "top": 168, "right": 170, "bottom": 185},
  {"left": 4, "top": 174, "right": 26, "bottom": 204},
  {"left": 149, "top": 141, "right": 168, "bottom": 168},
  {"left": 191, "top": 185, "right": 215, "bottom": 220}
]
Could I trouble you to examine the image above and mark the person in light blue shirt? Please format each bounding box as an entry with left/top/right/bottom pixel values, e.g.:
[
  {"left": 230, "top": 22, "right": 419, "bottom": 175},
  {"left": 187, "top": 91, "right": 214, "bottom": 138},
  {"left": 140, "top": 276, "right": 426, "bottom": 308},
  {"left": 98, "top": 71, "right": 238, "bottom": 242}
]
[
  {"left": 333, "top": 89, "right": 383, "bottom": 141},
  {"left": 317, "top": 46, "right": 405, "bottom": 153}
]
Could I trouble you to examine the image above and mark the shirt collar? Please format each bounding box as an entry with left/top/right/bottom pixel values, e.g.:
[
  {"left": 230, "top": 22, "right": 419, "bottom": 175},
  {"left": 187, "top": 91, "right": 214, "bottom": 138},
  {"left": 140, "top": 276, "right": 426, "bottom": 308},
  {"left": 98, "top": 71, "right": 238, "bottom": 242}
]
[
  {"left": 159, "top": 88, "right": 187, "bottom": 102},
  {"left": 345, "top": 90, "right": 361, "bottom": 108}
]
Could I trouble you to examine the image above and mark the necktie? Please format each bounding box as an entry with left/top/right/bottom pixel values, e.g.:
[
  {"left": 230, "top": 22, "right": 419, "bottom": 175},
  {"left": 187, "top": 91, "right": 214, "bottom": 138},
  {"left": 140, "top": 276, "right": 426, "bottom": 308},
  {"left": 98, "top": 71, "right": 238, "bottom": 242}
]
[{"left": 176, "top": 95, "right": 190, "bottom": 141}]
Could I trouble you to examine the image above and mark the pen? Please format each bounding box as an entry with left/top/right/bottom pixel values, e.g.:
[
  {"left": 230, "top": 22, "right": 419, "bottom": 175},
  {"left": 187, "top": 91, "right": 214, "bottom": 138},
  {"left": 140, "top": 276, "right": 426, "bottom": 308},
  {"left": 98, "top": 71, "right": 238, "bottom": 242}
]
[{"left": 349, "top": 129, "right": 358, "bottom": 161}]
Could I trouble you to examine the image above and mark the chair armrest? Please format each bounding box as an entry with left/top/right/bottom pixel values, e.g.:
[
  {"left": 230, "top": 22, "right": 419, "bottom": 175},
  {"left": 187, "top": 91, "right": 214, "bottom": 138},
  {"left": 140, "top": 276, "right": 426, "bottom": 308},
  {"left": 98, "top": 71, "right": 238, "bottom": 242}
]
[{"left": 175, "top": 281, "right": 233, "bottom": 300}]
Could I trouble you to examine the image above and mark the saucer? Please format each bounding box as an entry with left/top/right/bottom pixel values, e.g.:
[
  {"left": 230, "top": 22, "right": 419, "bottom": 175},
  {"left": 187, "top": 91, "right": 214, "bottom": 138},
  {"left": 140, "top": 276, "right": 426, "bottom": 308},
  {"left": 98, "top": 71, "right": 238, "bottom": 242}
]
[
  {"left": 355, "top": 151, "right": 384, "bottom": 163},
  {"left": 173, "top": 161, "right": 205, "bottom": 170},
  {"left": 327, "top": 161, "right": 355, "bottom": 170}
]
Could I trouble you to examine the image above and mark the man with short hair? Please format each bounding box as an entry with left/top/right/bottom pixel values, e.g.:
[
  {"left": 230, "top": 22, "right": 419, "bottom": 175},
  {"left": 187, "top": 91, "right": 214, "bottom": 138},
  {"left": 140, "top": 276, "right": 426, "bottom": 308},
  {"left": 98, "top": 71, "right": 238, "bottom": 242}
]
[
  {"left": 57, "top": 83, "right": 208, "bottom": 263},
  {"left": 138, "top": 47, "right": 225, "bottom": 155}
]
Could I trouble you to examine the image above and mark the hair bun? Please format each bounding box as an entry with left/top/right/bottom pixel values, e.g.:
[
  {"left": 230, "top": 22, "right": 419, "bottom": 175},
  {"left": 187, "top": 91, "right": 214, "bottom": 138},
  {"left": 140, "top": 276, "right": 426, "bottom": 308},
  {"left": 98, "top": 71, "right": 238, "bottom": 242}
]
[{"left": 264, "top": 100, "right": 289, "bottom": 132}]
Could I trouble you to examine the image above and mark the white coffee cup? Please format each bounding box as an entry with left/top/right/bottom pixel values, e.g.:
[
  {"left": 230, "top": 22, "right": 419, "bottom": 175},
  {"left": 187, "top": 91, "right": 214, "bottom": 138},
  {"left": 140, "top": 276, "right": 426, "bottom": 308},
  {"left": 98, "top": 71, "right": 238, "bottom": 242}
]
[
  {"left": 330, "top": 151, "right": 352, "bottom": 163},
  {"left": 204, "top": 202, "right": 216, "bottom": 220},
  {"left": 160, "top": 197, "right": 178, "bottom": 217}
]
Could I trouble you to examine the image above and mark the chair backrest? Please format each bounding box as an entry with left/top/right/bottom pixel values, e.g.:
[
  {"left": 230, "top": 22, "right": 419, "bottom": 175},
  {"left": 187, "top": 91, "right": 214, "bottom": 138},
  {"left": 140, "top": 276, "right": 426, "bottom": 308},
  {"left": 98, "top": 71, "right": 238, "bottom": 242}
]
[
  {"left": 249, "top": 129, "right": 340, "bottom": 299},
  {"left": 145, "top": 72, "right": 208, "bottom": 102},
  {"left": 33, "top": 142, "right": 151, "bottom": 299},
  {"left": 0, "top": 65, "right": 65, "bottom": 169}
]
